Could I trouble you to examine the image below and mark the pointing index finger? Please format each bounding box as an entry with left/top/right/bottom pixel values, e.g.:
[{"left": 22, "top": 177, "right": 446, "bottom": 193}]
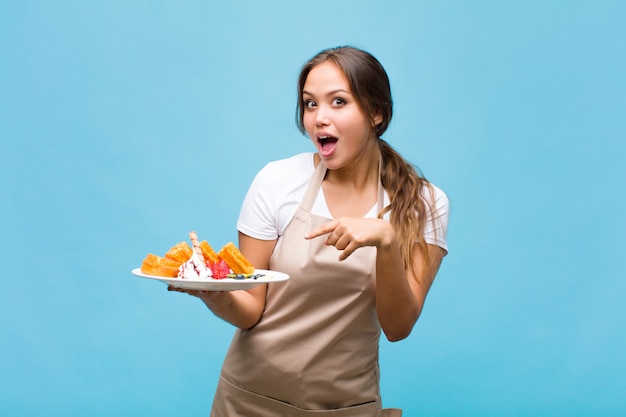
[{"left": 304, "top": 220, "right": 338, "bottom": 240}]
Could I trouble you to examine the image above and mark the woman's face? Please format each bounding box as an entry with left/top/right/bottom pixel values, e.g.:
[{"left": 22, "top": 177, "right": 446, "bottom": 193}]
[{"left": 302, "top": 61, "right": 380, "bottom": 170}]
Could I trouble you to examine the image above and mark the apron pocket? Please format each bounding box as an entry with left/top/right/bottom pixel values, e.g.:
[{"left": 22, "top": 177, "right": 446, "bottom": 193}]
[{"left": 212, "top": 376, "right": 391, "bottom": 417}]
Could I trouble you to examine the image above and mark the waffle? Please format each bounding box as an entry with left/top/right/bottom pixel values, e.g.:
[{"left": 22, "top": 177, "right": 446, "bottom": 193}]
[
  {"left": 164, "top": 241, "right": 193, "bottom": 263},
  {"left": 140, "top": 253, "right": 161, "bottom": 276},
  {"left": 200, "top": 240, "right": 219, "bottom": 264},
  {"left": 140, "top": 253, "right": 181, "bottom": 277},
  {"left": 218, "top": 242, "right": 255, "bottom": 274}
]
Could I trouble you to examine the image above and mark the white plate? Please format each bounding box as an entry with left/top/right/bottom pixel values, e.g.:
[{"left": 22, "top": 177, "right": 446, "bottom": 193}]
[{"left": 131, "top": 268, "right": 289, "bottom": 291}]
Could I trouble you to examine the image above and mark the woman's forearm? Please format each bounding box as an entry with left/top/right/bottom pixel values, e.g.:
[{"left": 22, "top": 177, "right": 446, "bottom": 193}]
[
  {"left": 200, "top": 285, "right": 267, "bottom": 330},
  {"left": 375, "top": 241, "right": 421, "bottom": 342}
]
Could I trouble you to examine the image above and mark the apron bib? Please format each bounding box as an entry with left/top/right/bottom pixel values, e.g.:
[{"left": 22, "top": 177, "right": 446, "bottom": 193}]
[{"left": 211, "top": 160, "right": 401, "bottom": 417}]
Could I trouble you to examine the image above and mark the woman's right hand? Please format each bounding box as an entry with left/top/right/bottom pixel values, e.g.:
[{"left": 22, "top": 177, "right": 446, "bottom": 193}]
[
  {"left": 167, "top": 286, "right": 230, "bottom": 310},
  {"left": 166, "top": 232, "right": 277, "bottom": 330}
]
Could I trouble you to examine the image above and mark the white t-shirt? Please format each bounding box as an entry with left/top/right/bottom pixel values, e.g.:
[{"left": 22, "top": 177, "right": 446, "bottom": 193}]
[{"left": 237, "top": 152, "right": 449, "bottom": 251}]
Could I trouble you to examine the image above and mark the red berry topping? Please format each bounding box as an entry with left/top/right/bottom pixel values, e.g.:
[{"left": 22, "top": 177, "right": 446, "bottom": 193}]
[{"left": 210, "top": 260, "right": 230, "bottom": 279}]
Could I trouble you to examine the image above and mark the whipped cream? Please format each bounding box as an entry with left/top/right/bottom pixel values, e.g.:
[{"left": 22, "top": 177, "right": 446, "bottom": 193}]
[{"left": 177, "top": 252, "right": 212, "bottom": 280}]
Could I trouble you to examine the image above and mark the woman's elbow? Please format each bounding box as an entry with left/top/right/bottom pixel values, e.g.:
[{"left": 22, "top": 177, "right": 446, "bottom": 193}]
[
  {"left": 384, "top": 329, "right": 411, "bottom": 342},
  {"left": 382, "top": 310, "right": 421, "bottom": 342}
]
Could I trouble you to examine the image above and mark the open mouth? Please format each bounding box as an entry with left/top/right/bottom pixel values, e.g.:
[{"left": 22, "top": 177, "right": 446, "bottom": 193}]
[
  {"left": 318, "top": 136, "right": 338, "bottom": 146},
  {"left": 317, "top": 136, "right": 338, "bottom": 157}
]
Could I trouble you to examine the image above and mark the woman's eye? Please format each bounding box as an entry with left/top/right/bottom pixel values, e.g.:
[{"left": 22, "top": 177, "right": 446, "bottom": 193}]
[
  {"left": 332, "top": 97, "right": 346, "bottom": 106},
  {"left": 304, "top": 100, "right": 316, "bottom": 109}
]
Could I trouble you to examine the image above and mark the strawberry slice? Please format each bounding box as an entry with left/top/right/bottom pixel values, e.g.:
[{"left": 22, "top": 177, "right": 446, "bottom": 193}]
[{"left": 210, "top": 260, "right": 231, "bottom": 279}]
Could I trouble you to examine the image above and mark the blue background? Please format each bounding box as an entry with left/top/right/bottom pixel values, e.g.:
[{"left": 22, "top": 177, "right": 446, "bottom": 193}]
[{"left": 2, "top": 1, "right": 625, "bottom": 416}]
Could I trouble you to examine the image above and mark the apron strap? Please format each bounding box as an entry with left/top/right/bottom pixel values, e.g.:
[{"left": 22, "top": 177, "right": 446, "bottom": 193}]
[{"left": 300, "top": 158, "right": 327, "bottom": 212}]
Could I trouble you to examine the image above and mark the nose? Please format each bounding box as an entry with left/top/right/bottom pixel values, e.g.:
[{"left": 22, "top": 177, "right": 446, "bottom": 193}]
[{"left": 315, "top": 105, "right": 330, "bottom": 126}]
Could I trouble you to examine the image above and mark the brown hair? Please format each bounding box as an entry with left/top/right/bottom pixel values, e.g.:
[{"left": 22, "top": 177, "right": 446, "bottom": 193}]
[{"left": 296, "top": 46, "right": 440, "bottom": 281}]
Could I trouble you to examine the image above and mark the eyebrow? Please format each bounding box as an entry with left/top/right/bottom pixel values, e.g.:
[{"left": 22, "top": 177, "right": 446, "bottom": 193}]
[{"left": 302, "top": 89, "right": 350, "bottom": 96}]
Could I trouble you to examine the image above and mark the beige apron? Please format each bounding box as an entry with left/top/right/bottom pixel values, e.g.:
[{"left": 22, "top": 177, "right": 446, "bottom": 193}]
[{"left": 211, "top": 160, "right": 401, "bottom": 417}]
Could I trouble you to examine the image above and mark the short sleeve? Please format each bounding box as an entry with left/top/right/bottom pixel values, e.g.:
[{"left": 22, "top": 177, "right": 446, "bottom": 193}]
[
  {"left": 236, "top": 153, "right": 314, "bottom": 241},
  {"left": 423, "top": 184, "right": 450, "bottom": 252},
  {"left": 237, "top": 165, "right": 281, "bottom": 240}
]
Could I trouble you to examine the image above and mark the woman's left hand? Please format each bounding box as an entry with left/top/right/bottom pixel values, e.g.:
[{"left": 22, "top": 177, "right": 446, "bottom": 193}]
[{"left": 305, "top": 217, "right": 396, "bottom": 261}]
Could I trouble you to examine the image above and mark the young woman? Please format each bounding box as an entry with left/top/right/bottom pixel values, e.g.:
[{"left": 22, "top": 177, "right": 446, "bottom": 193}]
[{"left": 173, "top": 46, "right": 449, "bottom": 416}]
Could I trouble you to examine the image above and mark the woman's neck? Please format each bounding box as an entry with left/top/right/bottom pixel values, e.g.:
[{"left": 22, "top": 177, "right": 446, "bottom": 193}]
[{"left": 323, "top": 142, "right": 380, "bottom": 191}]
